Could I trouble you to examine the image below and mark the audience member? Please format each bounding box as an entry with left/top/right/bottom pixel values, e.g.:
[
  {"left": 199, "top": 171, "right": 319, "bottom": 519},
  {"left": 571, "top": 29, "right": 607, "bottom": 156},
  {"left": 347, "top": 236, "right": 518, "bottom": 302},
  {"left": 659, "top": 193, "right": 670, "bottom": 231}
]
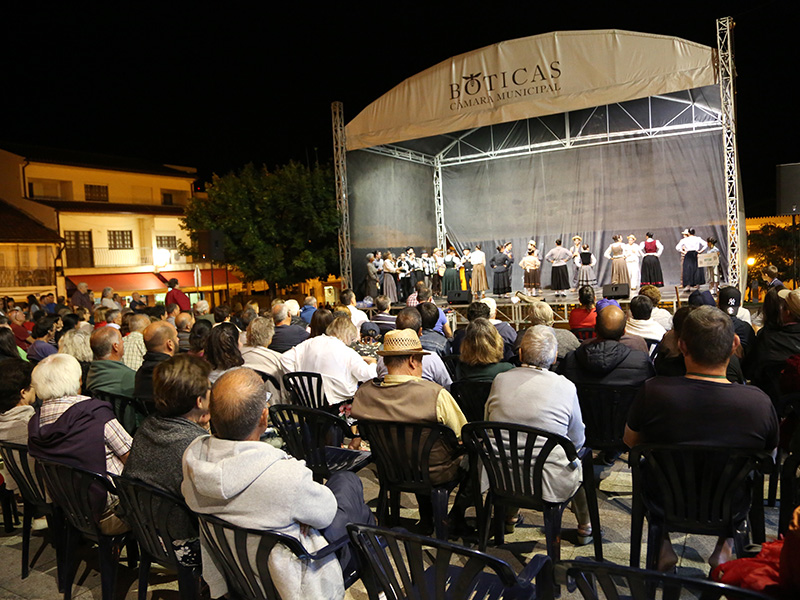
[
  {"left": 481, "top": 297, "right": 518, "bottom": 359},
  {"left": 101, "top": 287, "right": 121, "bottom": 310},
  {"left": 86, "top": 326, "right": 137, "bottom": 398},
  {"left": 135, "top": 321, "right": 179, "bottom": 411},
  {"left": 123, "top": 353, "right": 210, "bottom": 568},
  {"left": 105, "top": 309, "right": 122, "bottom": 330},
  {"left": 371, "top": 295, "right": 396, "bottom": 335},
  {"left": 284, "top": 299, "right": 304, "bottom": 329},
  {"left": 522, "top": 301, "right": 580, "bottom": 360},
  {"left": 194, "top": 300, "right": 214, "bottom": 325},
  {"left": 282, "top": 315, "right": 377, "bottom": 406},
  {"left": 165, "top": 303, "right": 180, "bottom": 327},
  {"left": 456, "top": 318, "right": 514, "bottom": 381},
  {"left": 341, "top": 289, "right": 368, "bottom": 329},
  {"left": 624, "top": 305, "right": 778, "bottom": 570},
  {"left": 352, "top": 329, "right": 470, "bottom": 533},
  {"left": 182, "top": 368, "right": 374, "bottom": 600},
  {"left": 309, "top": 308, "right": 334, "bottom": 337},
  {"left": 351, "top": 322, "right": 381, "bottom": 359},
  {"left": 300, "top": 296, "right": 318, "bottom": 324},
  {"left": 188, "top": 318, "right": 212, "bottom": 357},
  {"left": 625, "top": 295, "right": 667, "bottom": 342},
  {"left": 376, "top": 307, "right": 452, "bottom": 389},
  {"left": 123, "top": 313, "right": 150, "bottom": 371},
  {"left": 594, "top": 298, "right": 649, "bottom": 353},
  {"left": 165, "top": 278, "right": 191, "bottom": 312},
  {"left": 27, "top": 315, "right": 59, "bottom": 362},
  {"left": 749, "top": 288, "right": 800, "bottom": 381},
  {"left": 268, "top": 302, "right": 310, "bottom": 353},
  {"left": 71, "top": 282, "right": 93, "bottom": 311},
  {"left": 0, "top": 359, "right": 35, "bottom": 492},
  {"left": 205, "top": 322, "right": 244, "bottom": 383},
  {"left": 28, "top": 354, "right": 132, "bottom": 534},
  {"left": 0, "top": 326, "right": 26, "bottom": 361},
  {"left": 8, "top": 307, "right": 33, "bottom": 350},
  {"left": 241, "top": 316, "right": 284, "bottom": 402},
  {"left": 559, "top": 304, "right": 654, "bottom": 387},
  {"left": 450, "top": 301, "right": 491, "bottom": 356},
  {"left": 175, "top": 312, "right": 194, "bottom": 353},
  {"left": 419, "top": 287, "right": 453, "bottom": 338},
  {"left": 762, "top": 265, "right": 784, "bottom": 291},
  {"left": 717, "top": 286, "right": 755, "bottom": 359},
  {"left": 418, "top": 302, "right": 450, "bottom": 357},
  {"left": 638, "top": 285, "right": 673, "bottom": 331},
  {"left": 569, "top": 286, "right": 597, "bottom": 331},
  {"left": 129, "top": 292, "right": 147, "bottom": 313},
  {"left": 486, "top": 325, "right": 592, "bottom": 541},
  {"left": 58, "top": 327, "right": 93, "bottom": 386}
]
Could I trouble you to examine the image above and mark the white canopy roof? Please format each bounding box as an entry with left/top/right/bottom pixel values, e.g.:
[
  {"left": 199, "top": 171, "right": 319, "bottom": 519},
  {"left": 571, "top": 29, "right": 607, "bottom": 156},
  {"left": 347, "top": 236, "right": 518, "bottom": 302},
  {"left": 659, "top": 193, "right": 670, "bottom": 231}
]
[{"left": 346, "top": 29, "right": 717, "bottom": 150}]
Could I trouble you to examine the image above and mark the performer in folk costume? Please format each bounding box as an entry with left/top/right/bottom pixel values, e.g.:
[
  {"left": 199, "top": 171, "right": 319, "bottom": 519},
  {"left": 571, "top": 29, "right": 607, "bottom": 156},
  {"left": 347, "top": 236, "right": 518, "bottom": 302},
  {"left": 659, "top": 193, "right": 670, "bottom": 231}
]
[
  {"left": 470, "top": 244, "right": 489, "bottom": 299},
  {"left": 441, "top": 247, "right": 462, "bottom": 296},
  {"left": 639, "top": 232, "right": 664, "bottom": 287},
  {"left": 420, "top": 250, "right": 434, "bottom": 290},
  {"left": 381, "top": 251, "right": 399, "bottom": 303},
  {"left": 518, "top": 240, "right": 541, "bottom": 297},
  {"left": 461, "top": 248, "right": 473, "bottom": 292},
  {"left": 396, "top": 252, "right": 412, "bottom": 301},
  {"left": 432, "top": 248, "right": 444, "bottom": 296},
  {"left": 490, "top": 244, "right": 512, "bottom": 296},
  {"left": 624, "top": 234, "right": 644, "bottom": 291},
  {"left": 705, "top": 236, "right": 722, "bottom": 296},
  {"left": 365, "top": 253, "right": 379, "bottom": 299},
  {"left": 675, "top": 227, "right": 707, "bottom": 291},
  {"left": 577, "top": 244, "right": 597, "bottom": 287},
  {"left": 570, "top": 235, "right": 583, "bottom": 290},
  {"left": 545, "top": 239, "right": 572, "bottom": 297},
  {"left": 503, "top": 242, "right": 514, "bottom": 292},
  {"left": 373, "top": 250, "right": 384, "bottom": 287},
  {"left": 406, "top": 247, "right": 423, "bottom": 286},
  {"left": 604, "top": 235, "right": 630, "bottom": 286}
]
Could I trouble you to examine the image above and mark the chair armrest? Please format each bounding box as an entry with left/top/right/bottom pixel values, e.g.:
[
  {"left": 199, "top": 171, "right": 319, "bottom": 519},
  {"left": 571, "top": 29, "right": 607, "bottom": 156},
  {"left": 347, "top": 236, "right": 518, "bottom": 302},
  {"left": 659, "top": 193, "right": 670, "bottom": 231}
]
[
  {"left": 304, "top": 533, "right": 350, "bottom": 560},
  {"left": 518, "top": 554, "right": 553, "bottom": 591}
]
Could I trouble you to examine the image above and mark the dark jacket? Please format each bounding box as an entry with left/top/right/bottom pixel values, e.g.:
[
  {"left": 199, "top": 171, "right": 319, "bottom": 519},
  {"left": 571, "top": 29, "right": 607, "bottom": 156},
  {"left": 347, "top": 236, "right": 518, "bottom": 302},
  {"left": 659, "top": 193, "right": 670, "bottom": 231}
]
[
  {"left": 558, "top": 339, "right": 655, "bottom": 388},
  {"left": 268, "top": 324, "right": 310, "bottom": 353},
  {"left": 135, "top": 351, "right": 172, "bottom": 412}
]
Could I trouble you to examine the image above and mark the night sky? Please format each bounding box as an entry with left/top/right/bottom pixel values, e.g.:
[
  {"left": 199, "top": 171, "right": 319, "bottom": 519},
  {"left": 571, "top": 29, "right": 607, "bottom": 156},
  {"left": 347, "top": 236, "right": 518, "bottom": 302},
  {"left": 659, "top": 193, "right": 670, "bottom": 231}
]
[{"left": 2, "top": 2, "right": 796, "bottom": 216}]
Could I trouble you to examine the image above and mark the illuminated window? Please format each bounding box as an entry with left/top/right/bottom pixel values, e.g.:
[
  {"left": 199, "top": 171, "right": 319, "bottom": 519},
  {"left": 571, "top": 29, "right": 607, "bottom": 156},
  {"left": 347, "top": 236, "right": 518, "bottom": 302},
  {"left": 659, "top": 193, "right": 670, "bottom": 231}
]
[
  {"left": 156, "top": 235, "right": 178, "bottom": 249},
  {"left": 108, "top": 230, "right": 133, "bottom": 249},
  {"left": 85, "top": 184, "right": 109, "bottom": 202}
]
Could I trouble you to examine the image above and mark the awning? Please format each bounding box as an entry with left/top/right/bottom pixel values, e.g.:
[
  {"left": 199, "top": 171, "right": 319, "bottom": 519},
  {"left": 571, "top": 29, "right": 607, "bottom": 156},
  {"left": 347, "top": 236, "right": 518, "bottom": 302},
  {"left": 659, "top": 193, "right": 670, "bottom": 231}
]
[{"left": 67, "top": 268, "right": 241, "bottom": 295}]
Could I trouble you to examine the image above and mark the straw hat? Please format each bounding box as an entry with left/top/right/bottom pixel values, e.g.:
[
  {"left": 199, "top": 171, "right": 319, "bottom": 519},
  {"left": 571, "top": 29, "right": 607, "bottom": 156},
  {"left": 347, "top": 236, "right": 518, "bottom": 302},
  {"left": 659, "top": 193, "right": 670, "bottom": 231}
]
[
  {"left": 377, "top": 329, "right": 430, "bottom": 356},
  {"left": 779, "top": 289, "right": 800, "bottom": 319}
]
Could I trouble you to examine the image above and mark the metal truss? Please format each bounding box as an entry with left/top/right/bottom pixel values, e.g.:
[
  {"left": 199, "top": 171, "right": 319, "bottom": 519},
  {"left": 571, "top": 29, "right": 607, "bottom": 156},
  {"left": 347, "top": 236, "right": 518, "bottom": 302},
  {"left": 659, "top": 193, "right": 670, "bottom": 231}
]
[
  {"left": 331, "top": 102, "right": 352, "bottom": 290},
  {"left": 717, "top": 16, "right": 743, "bottom": 289},
  {"left": 433, "top": 156, "right": 446, "bottom": 250}
]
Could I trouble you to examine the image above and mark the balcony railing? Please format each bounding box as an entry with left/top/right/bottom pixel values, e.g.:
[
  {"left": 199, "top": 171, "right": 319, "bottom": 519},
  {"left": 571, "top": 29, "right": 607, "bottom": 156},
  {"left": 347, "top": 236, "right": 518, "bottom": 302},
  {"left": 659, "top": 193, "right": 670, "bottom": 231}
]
[
  {"left": 65, "top": 247, "right": 188, "bottom": 269},
  {"left": 0, "top": 267, "right": 56, "bottom": 288}
]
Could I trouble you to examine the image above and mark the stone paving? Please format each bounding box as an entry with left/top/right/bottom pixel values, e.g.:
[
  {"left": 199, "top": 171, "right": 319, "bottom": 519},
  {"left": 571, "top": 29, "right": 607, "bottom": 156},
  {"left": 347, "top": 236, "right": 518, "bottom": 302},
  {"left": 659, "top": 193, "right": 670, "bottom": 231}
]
[{"left": 0, "top": 456, "right": 779, "bottom": 599}]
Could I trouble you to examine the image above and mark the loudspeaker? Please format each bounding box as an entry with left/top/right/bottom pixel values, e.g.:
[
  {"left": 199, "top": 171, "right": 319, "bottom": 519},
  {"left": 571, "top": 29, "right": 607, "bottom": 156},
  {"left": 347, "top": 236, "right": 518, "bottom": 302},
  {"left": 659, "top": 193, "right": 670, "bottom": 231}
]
[
  {"left": 603, "top": 283, "right": 630, "bottom": 300},
  {"left": 196, "top": 230, "right": 226, "bottom": 261},
  {"left": 777, "top": 164, "right": 800, "bottom": 216},
  {"left": 447, "top": 290, "right": 472, "bottom": 304}
]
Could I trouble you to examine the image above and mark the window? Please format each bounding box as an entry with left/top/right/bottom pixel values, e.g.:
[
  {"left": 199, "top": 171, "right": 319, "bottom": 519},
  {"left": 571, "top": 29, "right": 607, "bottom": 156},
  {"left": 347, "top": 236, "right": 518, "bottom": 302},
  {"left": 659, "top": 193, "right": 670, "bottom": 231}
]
[
  {"left": 85, "top": 184, "right": 109, "bottom": 202},
  {"left": 108, "top": 230, "right": 133, "bottom": 249},
  {"left": 156, "top": 235, "right": 178, "bottom": 249},
  {"left": 65, "top": 230, "right": 94, "bottom": 268},
  {"left": 161, "top": 192, "right": 173, "bottom": 206}
]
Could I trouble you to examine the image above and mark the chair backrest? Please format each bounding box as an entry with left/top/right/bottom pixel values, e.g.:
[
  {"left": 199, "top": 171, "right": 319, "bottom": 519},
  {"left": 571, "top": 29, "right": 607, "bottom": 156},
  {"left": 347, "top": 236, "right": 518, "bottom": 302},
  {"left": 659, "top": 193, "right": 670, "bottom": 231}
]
[
  {"left": 462, "top": 421, "right": 578, "bottom": 508},
  {"left": 450, "top": 380, "right": 494, "bottom": 423},
  {"left": 347, "top": 522, "right": 550, "bottom": 600},
  {"left": 268, "top": 404, "right": 349, "bottom": 479},
  {"left": 558, "top": 559, "right": 775, "bottom": 600},
  {"left": 358, "top": 420, "right": 461, "bottom": 492},
  {"left": 574, "top": 384, "right": 640, "bottom": 452},
  {"left": 257, "top": 370, "right": 281, "bottom": 390},
  {"left": 643, "top": 338, "right": 660, "bottom": 359},
  {"left": 282, "top": 372, "right": 327, "bottom": 410},
  {"left": 36, "top": 458, "right": 115, "bottom": 540},
  {"left": 571, "top": 327, "right": 595, "bottom": 341},
  {"left": 110, "top": 474, "right": 197, "bottom": 569},
  {"left": 0, "top": 441, "right": 49, "bottom": 510},
  {"left": 630, "top": 444, "right": 771, "bottom": 535},
  {"left": 89, "top": 389, "right": 148, "bottom": 435},
  {"left": 440, "top": 354, "right": 459, "bottom": 379},
  {"left": 196, "top": 513, "right": 321, "bottom": 600}
]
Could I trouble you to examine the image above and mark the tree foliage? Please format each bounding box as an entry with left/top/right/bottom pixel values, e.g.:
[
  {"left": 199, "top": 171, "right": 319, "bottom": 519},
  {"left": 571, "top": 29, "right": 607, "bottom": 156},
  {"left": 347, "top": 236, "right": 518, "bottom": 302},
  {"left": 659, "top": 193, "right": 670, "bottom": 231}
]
[
  {"left": 180, "top": 161, "right": 340, "bottom": 288},
  {"left": 747, "top": 223, "right": 797, "bottom": 284}
]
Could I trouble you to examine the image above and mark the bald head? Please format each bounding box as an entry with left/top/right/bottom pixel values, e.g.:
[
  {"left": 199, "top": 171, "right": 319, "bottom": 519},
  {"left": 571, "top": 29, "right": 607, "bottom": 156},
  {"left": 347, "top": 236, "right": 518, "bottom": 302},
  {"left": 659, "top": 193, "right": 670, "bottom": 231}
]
[
  {"left": 211, "top": 368, "right": 267, "bottom": 441},
  {"left": 143, "top": 321, "right": 178, "bottom": 355},
  {"left": 129, "top": 313, "right": 151, "bottom": 334},
  {"left": 175, "top": 312, "right": 195, "bottom": 332},
  {"left": 596, "top": 305, "right": 627, "bottom": 341},
  {"left": 90, "top": 326, "right": 123, "bottom": 361}
]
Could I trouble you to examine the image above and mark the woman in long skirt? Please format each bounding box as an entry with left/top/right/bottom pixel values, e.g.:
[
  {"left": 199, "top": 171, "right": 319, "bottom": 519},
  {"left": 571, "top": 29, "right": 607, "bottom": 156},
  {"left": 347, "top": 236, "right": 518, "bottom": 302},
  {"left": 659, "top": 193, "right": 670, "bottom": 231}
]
[
  {"left": 519, "top": 240, "right": 541, "bottom": 296},
  {"left": 639, "top": 232, "right": 664, "bottom": 287},
  {"left": 471, "top": 244, "right": 489, "bottom": 298},
  {"left": 490, "top": 245, "right": 512, "bottom": 296},
  {"left": 441, "top": 248, "right": 462, "bottom": 296},
  {"left": 676, "top": 228, "right": 708, "bottom": 290},
  {"left": 381, "top": 251, "right": 398, "bottom": 303},
  {"left": 604, "top": 235, "right": 630, "bottom": 286},
  {"left": 624, "top": 234, "right": 643, "bottom": 290},
  {"left": 577, "top": 245, "right": 597, "bottom": 287}
]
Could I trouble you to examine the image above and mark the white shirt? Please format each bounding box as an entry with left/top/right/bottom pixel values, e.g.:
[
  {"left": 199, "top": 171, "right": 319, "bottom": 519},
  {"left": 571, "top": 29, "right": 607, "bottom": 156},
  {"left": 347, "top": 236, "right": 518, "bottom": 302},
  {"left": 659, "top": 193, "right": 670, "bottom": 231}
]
[
  {"left": 625, "top": 317, "right": 667, "bottom": 342},
  {"left": 347, "top": 304, "right": 368, "bottom": 329},
  {"left": 676, "top": 235, "right": 708, "bottom": 254},
  {"left": 624, "top": 243, "right": 643, "bottom": 264},
  {"left": 280, "top": 335, "right": 377, "bottom": 405},
  {"left": 469, "top": 250, "right": 486, "bottom": 266},
  {"left": 639, "top": 239, "right": 664, "bottom": 257}
]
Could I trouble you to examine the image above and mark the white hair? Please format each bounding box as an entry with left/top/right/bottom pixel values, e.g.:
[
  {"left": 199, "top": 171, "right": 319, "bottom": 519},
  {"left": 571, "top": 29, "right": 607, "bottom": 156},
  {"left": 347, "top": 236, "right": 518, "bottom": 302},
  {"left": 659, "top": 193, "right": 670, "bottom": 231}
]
[
  {"left": 195, "top": 300, "right": 209, "bottom": 314},
  {"left": 479, "top": 297, "right": 497, "bottom": 319},
  {"left": 32, "top": 354, "right": 83, "bottom": 401},
  {"left": 284, "top": 299, "right": 300, "bottom": 317},
  {"left": 58, "top": 328, "right": 93, "bottom": 363},
  {"left": 520, "top": 325, "right": 558, "bottom": 368}
]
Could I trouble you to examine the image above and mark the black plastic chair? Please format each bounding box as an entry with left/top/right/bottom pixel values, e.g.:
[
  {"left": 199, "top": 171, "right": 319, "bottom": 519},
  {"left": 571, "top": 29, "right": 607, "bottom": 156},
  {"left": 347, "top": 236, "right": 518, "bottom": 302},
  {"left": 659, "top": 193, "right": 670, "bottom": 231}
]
[
  {"left": 462, "top": 421, "right": 603, "bottom": 562},
  {"left": 450, "top": 380, "right": 493, "bottom": 423},
  {"left": 629, "top": 444, "right": 772, "bottom": 570},
  {"left": 574, "top": 384, "right": 640, "bottom": 454},
  {"left": 779, "top": 451, "right": 800, "bottom": 535},
  {"left": 282, "top": 371, "right": 328, "bottom": 410},
  {"left": 347, "top": 522, "right": 553, "bottom": 600},
  {"left": 358, "top": 420, "right": 466, "bottom": 540},
  {"left": 557, "top": 559, "right": 776, "bottom": 600},
  {"left": 0, "top": 442, "right": 62, "bottom": 581},
  {"left": 1, "top": 479, "right": 20, "bottom": 532},
  {"left": 571, "top": 327, "right": 595, "bottom": 341},
  {"left": 440, "top": 354, "right": 460, "bottom": 380},
  {"left": 268, "top": 404, "right": 372, "bottom": 483},
  {"left": 256, "top": 370, "right": 281, "bottom": 390},
  {"left": 36, "top": 458, "right": 134, "bottom": 600},
  {"left": 89, "top": 389, "right": 149, "bottom": 436},
  {"left": 110, "top": 475, "right": 201, "bottom": 600},
  {"left": 197, "top": 512, "right": 356, "bottom": 600}
]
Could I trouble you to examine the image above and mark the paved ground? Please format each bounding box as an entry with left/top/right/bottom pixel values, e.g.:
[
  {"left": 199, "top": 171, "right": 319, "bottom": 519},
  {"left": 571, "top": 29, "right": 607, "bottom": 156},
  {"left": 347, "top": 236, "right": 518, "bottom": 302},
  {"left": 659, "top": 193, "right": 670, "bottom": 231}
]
[{"left": 0, "top": 456, "right": 779, "bottom": 599}]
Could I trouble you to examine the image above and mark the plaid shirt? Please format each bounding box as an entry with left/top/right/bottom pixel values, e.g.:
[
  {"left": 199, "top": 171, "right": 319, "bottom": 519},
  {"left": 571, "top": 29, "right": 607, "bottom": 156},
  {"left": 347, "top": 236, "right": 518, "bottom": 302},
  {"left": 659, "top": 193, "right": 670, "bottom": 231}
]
[
  {"left": 39, "top": 395, "right": 132, "bottom": 478},
  {"left": 406, "top": 292, "right": 419, "bottom": 307},
  {"left": 122, "top": 331, "right": 147, "bottom": 371}
]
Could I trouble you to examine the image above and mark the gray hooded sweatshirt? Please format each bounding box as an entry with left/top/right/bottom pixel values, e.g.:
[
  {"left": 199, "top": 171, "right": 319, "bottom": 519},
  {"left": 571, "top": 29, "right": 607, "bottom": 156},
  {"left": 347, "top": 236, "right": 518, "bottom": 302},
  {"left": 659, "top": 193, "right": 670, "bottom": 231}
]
[{"left": 181, "top": 435, "right": 343, "bottom": 600}]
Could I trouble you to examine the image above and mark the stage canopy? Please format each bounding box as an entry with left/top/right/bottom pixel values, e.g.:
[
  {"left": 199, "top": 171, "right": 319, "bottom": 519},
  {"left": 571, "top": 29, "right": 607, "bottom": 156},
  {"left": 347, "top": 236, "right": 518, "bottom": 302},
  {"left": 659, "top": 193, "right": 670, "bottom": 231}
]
[{"left": 342, "top": 29, "right": 732, "bottom": 293}]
